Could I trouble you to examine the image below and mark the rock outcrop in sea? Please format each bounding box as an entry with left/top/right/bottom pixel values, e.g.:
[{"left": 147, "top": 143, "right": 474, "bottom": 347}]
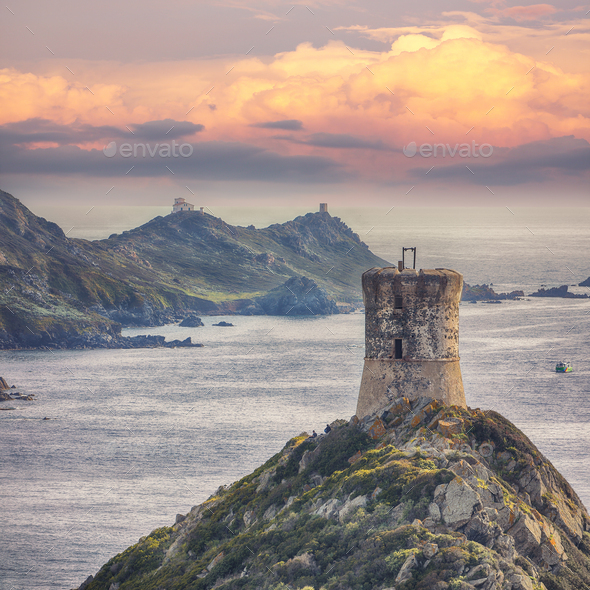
[
  {"left": 462, "top": 284, "right": 525, "bottom": 302},
  {"left": 0, "top": 376, "right": 34, "bottom": 402},
  {"left": 78, "top": 398, "right": 590, "bottom": 590},
  {"left": 529, "top": 286, "right": 588, "bottom": 299},
  {"left": 179, "top": 316, "right": 205, "bottom": 327}
]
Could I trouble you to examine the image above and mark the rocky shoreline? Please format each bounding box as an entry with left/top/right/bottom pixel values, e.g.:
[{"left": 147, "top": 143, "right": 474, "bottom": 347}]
[
  {"left": 0, "top": 329, "right": 203, "bottom": 350},
  {"left": 0, "top": 276, "right": 341, "bottom": 350}
]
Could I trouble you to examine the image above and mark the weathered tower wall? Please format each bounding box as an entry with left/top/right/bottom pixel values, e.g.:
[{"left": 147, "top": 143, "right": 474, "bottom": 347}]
[{"left": 356, "top": 267, "right": 467, "bottom": 418}]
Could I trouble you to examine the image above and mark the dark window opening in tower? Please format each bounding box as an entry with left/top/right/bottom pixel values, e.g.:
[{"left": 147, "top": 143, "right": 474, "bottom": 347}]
[
  {"left": 394, "top": 339, "right": 403, "bottom": 359},
  {"left": 394, "top": 295, "right": 403, "bottom": 309}
]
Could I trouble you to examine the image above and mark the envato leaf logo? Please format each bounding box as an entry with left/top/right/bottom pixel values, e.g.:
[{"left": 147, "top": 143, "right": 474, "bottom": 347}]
[
  {"left": 103, "top": 141, "right": 117, "bottom": 158},
  {"left": 402, "top": 142, "right": 417, "bottom": 157}
]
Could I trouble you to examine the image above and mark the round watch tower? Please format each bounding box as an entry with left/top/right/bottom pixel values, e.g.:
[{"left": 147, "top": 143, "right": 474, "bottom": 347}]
[{"left": 356, "top": 265, "right": 467, "bottom": 418}]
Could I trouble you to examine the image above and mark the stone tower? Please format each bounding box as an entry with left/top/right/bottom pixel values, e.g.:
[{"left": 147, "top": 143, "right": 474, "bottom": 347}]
[{"left": 356, "top": 265, "right": 467, "bottom": 418}]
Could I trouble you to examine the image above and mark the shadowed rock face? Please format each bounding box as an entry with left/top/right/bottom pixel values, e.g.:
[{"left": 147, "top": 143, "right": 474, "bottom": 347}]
[
  {"left": 253, "top": 276, "right": 339, "bottom": 316},
  {"left": 80, "top": 399, "right": 590, "bottom": 590}
]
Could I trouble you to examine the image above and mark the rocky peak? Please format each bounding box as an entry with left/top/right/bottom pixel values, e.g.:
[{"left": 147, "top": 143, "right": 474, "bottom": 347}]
[
  {"left": 266, "top": 212, "right": 368, "bottom": 261},
  {"left": 80, "top": 398, "right": 590, "bottom": 590}
]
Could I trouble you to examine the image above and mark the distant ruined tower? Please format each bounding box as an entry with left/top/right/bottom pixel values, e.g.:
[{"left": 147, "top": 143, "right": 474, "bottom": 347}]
[
  {"left": 319, "top": 203, "right": 328, "bottom": 213},
  {"left": 356, "top": 251, "right": 466, "bottom": 418}
]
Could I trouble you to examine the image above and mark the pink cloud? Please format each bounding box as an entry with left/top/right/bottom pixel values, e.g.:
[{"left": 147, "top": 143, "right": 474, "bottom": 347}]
[{"left": 491, "top": 4, "right": 558, "bottom": 21}]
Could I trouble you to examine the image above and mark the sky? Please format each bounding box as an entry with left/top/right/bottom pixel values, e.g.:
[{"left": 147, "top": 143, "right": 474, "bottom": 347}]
[{"left": 1, "top": 0, "right": 589, "bottom": 207}]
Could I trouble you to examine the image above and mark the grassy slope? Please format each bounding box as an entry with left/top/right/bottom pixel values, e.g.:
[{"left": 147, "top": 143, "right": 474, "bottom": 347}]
[{"left": 91, "top": 210, "right": 387, "bottom": 302}]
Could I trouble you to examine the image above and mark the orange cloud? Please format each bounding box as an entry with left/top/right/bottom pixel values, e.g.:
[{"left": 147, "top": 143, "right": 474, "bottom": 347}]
[
  {"left": 1, "top": 21, "right": 588, "bottom": 177},
  {"left": 0, "top": 69, "right": 126, "bottom": 127}
]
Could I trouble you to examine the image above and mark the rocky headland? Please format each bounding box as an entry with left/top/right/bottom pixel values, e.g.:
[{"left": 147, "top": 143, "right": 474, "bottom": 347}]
[
  {"left": 0, "top": 190, "right": 387, "bottom": 349},
  {"left": 78, "top": 398, "right": 590, "bottom": 590}
]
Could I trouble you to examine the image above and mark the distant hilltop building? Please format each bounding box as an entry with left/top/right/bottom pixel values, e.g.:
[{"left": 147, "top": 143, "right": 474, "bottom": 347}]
[
  {"left": 173, "top": 197, "right": 194, "bottom": 213},
  {"left": 356, "top": 249, "right": 467, "bottom": 418},
  {"left": 172, "top": 198, "right": 204, "bottom": 214},
  {"left": 319, "top": 203, "right": 328, "bottom": 213}
]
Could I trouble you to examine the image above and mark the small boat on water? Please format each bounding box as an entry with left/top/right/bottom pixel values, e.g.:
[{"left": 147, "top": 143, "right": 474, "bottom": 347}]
[{"left": 556, "top": 361, "right": 573, "bottom": 373}]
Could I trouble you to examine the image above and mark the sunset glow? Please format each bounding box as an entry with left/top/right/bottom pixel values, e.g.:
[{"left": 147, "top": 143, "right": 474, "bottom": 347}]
[{"left": 1, "top": 1, "right": 588, "bottom": 205}]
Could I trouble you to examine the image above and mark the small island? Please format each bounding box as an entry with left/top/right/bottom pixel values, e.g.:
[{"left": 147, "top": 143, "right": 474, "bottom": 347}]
[{"left": 529, "top": 285, "right": 588, "bottom": 299}]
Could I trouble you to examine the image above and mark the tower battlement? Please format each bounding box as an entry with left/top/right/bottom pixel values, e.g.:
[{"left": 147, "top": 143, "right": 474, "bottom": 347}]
[
  {"left": 357, "top": 265, "right": 467, "bottom": 418},
  {"left": 363, "top": 267, "right": 463, "bottom": 310}
]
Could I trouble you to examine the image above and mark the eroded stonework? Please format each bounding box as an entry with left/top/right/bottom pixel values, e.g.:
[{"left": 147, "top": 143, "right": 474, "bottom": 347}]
[{"left": 357, "top": 266, "right": 467, "bottom": 417}]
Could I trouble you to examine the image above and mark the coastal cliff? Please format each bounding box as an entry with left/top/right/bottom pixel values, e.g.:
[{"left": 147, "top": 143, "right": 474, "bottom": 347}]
[
  {"left": 79, "top": 399, "right": 590, "bottom": 590},
  {"left": 0, "top": 190, "right": 388, "bottom": 348}
]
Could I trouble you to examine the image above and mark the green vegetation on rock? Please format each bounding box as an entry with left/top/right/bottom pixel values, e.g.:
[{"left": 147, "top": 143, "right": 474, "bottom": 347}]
[{"left": 79, "top": 399, "right": 590, "bottom": 590}]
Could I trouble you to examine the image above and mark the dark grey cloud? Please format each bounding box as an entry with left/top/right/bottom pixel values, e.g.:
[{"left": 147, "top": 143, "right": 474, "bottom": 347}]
[
  {"left": 0, "top": 138, "right": 349, "bottom": 184},
  {"left": 251, "top": 120, "right": 304, "bottom": 131},
  {"left": 0, "top": 118, "right": 126, "bottom": 145},
  {"left": 411, "top": 136, "right": 590, "bottom": 186},
  {"left": 274, "top": 132, "right": 392, "bottom": 151},
  {"left": 128, "top": 119, "right": 204, "bottom": 140},
  {"left": 298, "top": 132, "right": 390, "bottom": 151},
  {"left": 0, "top": 118, "right": 204, "bottom": 146}
]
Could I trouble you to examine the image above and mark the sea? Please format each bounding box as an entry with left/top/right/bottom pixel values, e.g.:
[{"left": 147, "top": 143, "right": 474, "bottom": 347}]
[{"left": 1, "top": 207, "right": 589, "bottom": 590}]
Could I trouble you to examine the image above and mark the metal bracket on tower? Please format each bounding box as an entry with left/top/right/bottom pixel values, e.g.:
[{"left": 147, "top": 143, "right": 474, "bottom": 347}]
[{"left": 402, "top": 247, "right": 416, "bottom": 270}]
